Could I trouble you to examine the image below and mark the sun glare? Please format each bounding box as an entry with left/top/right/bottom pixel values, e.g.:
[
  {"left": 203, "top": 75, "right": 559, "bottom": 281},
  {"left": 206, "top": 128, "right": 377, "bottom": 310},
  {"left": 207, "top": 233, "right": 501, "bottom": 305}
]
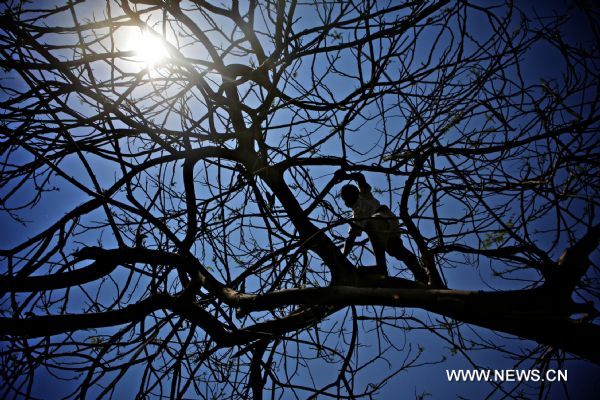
[{"left": 128, "top": 30, "right": 169, "bottom": 68}]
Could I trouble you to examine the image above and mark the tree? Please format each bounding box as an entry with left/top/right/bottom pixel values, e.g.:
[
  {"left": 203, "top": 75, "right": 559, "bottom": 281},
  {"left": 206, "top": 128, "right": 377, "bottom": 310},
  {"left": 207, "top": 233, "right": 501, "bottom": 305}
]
[{"left": 0, "top": 0, "right": 598, "bottom": 398}]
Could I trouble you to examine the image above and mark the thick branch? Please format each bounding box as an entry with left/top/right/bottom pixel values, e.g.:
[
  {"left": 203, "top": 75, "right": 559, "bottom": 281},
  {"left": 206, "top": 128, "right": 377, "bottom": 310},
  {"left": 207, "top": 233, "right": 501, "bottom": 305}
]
[
  {"left": 236, "top": 286, "right": 600, "bottom": 363},
  {"left": 550, "top": 223, "right": 600, "bottom": 295}
]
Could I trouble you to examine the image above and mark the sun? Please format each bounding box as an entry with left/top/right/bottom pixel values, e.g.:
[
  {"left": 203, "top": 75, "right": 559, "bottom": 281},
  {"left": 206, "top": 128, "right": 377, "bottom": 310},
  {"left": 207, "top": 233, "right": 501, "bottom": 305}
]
[{"left": 127, "top": 29, "right": 169, "bottom": 68}]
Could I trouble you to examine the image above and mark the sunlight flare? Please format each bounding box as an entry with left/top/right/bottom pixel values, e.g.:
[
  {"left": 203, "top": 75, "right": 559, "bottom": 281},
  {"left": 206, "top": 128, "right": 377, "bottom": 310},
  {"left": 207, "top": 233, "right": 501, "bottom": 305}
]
[{"left": 127, "top": 29, "right": 169, "bottom": 68}]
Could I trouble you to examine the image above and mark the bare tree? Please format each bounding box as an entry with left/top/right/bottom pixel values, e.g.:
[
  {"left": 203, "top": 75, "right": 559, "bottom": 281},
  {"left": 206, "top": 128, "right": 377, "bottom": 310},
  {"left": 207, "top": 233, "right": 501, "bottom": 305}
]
[{"left": 1, "top": 0, "right": 599, "bottom": 398}]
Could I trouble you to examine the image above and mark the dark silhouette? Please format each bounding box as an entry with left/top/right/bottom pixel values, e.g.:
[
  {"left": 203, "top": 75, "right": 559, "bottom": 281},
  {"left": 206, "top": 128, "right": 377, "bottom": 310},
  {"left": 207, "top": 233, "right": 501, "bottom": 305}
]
[
  {"left": 0, "top": 1, "right": 598, "bottom": 399},
  {"left": 336, "top": 170, "right": 429, "bottom": 283}
]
